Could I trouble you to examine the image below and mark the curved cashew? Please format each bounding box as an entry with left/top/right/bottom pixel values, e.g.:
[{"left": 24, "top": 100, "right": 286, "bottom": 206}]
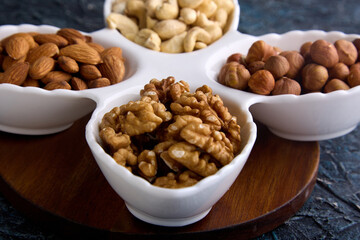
[
  {"left": 212, "top": 0, "right": 235, "bottom": 14},
  {"left": 179, "top": 8, "right": 197, "bottom": 25},
  {"left": 153, "top": 19, "right": 187, "bottom": 40},
  {"left": 111, "top": 0, "right": 127, "bottom": 14},
  {"left": 155, "top": 0, "right": 179, "bottom": 20},
  {"left": 134, "top": 28, "right": 161, "bottom": 51},
  {"left": 160, "top": 31, "right": 187, "bottom": 53},
  {"left": 196, "top": 0, "right": 217, "bottom": 18},
  {"left": 106, "top": 13, "right": 139, "bottom": 41},
  {"left": 204, "top": 24, "right": 223, "bottom": 43},
  {"left": 183, "top": 27, "right": 211, "bottom": 52},
  {"left": 214, "top": 8, "right": 228, "bottom": 29},
  {"left": 178, "top": 0, "right": 204, "bottom": 9},
  {"left": 194, "top": 42, "right": 207, "bottom": 50},
  {"left": 125, "top": 0, "right": 147, "bottom": 29},
  {"left": 145, "top": 0, "right": 162, "bottom": 18},
  {"left": 146, "top": 16, "right": 158, "bottom": 29},
  {"left": 194, "top": 12, "right": 215, "bottom": 28}
]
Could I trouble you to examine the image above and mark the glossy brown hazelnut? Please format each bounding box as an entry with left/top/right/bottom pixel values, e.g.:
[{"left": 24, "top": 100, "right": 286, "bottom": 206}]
[
  {"left": 347, "top": 63, "right": 360, "bottom": 87},
  {"left": 248, "top": 69, "right": 275, "bottom": 95},
  {"left": 334, "top": 39, "right": 358, "bottom": 66},
  {"left": 310, "top": 39, "right": 339, "bottom": 68},
  {"left": 300, "top": 41, "right": 312, "bottom": 62},
  {"left": 247, "top": 61, "right": 265, "bottom": 74},
  {"left": 218, "top": 62, "right": 250, "bottom": 90},
  {"left": 301, "top": 63, "right": 329, "bottom": 92},
  {"left": 264, "top": 55, "right": 290, "bottom": 79},
  {"left": 328, "top": 62, "right": 350, "bottom": 81},
  {"left": 271, "top": 77, "right": 301, "bottom": 95},
  {"left": 324, "top": 79, "right": 350, "bottom": 93},
  {"left": 280, "top": 51, "right": 305, "bottom": 79},
  {"left": 245, "top": 40, "right": 277, "bottom": 64}
]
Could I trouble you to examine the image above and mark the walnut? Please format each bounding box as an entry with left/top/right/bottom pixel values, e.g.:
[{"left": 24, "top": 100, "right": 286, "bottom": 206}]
[
  {"left": 225, "top": 117, "right": 241, "bottom": 154},
  {"left": 99, "top": 127, "right": 131, "bottom": 153},
  {"left": 113, "top": 147, "right": 138, "bottom": 172},
  {"left": 165, "top": 115, "right": 202, "bottom": 140},
  {"left": 153, "top": 171, "right": 201, "bottom": 189},
  {"left": 180, "top": 122, "right": 234, "bottom": 166},
  {"left": 99, "top": 106, "right": 121, "bottom": 132},
  {"left": 138, "top": 150, "right": 157, "bottom": 179},
  {"left": 119, "top": 98, "right": 171, "bottom": 136},
  {"left": 160, "top": 151, "right": 184, "bottom": 172},
  {"left": 167, "top": 142, "right": 218, "bottom": 177}
]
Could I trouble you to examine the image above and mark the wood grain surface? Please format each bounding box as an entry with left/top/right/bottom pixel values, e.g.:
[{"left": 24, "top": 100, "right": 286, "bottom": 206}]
[{"left": 0, "top": 114, "right": 319, "bottom": 240}]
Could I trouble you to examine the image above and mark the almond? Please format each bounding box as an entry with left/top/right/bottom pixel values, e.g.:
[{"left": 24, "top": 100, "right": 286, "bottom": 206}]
[
  {"left": 88, "top": 77, "right": 111, "bottom": 88},
  {"left": 26, "top": 42, "right": 59, "bottom": 64},
  {"left": 98, "top": 55, "right": 125, "bottom": 84},
  {"left": 5, "top": 36, "right": 30, "bottom": 60},
  {"left": 1, "top": 62, "right": 30, "bottom": 85},
  {"left": 57, "top": 56, "right": 79, "bottom": 73},
  {"left": 79, "top": 64, "right": 102, "bottom": 80},
  {"left": 29, "top": 56, "right": 55, "bottom": 79},
  {"left": 41, "top": 71, "right": 72, "bottom": 84},
  {"left": 22, "top": 77, "right": 40, "bottom": 87},
  {"left": 2, "top": 55, "right": 26, "bottom": 71},
  {"left": 88, "top": 42, "right": 105, "bottom": 53},
  {"left": 56, "top": 28, "right": 87, "bottom": 44},
  {"left": 59, "top": 44, "right": 101, "bottom": 65},
  {"left": 100, "top": 47, "right": 123, "bottom": 60},
  {"left": 2, "top": 33, "right": 38, "bottom": 49},
  {"left": 71, "top": 77, "right": 88, "bottom": 90},
  {"left": 44, "top": 80, "right": 71, "bottom": 90},
  {"left": 33, "top": 34, "right": 69, "bottom": 48}
]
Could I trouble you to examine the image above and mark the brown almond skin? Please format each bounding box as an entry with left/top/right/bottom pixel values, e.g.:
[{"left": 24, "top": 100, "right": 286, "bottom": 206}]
[
  {"left": 88, "top": 42, "right": 105, "bottom": 53},
  {"left": 33, "top": 34, "right": 69, "bottom": 48},
  {"left": 100, "top": 47, "right": 123, "bottom": 60},
  {"left": 2, "top": 55, "right": 26, "bottom": 71},
  {"left": 5, "top": 36, "right": 30, "bottom": 60},
  {"left": 59, "top": 44, "right": 101, "bottom": 65},
  {"left": 248, "top": 69, "right": 275, "bottom": 95},
  {"left": 41, "top": 71, "right": 72, "bottom": 84},
  {"left": 56, "top": 28, "right": 87, "bottom": 44},
  {"left": 2, "top": 33, "right": 38, "bottom": 49},
  {"left": 334, "top": 39, "right": 358, "bottom": 66},
  {"left": 22, "top": 77, "right": 40, "bottom": 87},
  {"left": 1, "top": 62, "right": 30, "bottom": 85},
  {"left": 79, "top": 64, "right": 102, "bottom": 80},
  {"left": 26, "top": 42, "right": 59, "bottom": 64},
  {"left": 310, "top": 39, "right": 339, "bottom": 68},
  {"left": 29, "top": 56, "right": 55, "bottom": 79},
  {"left": 88, "top": 77, "right": 111, "bottom": 88},
  {"left": 57, "top": 56, "right": 79, "bottom": 73},
  {"left": 98, "top": 55, "right": 125, "bottom": 84},
  {"left": 271, "top": 77, "right": 301, "bottom": 95},
  {"left": 301, "top": 63, "right": 329, "bottom": 91},
  {"left": 71, "top": 77, "right": 88, "bottom": 90},
  {"left": 44, "top": 80, "right": 71, "bottom": 90},
  {"left": 324, "top": 79, "right": 350, "bottom": 93}
]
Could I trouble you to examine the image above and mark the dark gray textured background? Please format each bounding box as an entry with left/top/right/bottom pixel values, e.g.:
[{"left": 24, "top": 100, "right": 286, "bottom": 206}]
[{"left": 0, "top": 0, "right": 359, "bottom": 239}]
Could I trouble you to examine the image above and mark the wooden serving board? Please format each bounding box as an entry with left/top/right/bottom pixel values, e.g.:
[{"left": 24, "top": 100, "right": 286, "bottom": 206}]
[{"left": 0, "top": 114, "right": 319, "bottom": 240}]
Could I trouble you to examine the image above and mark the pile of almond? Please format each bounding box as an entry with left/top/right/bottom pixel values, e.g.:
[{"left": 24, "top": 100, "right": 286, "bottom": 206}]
[
  {"left": 0, "top": 28, "right": 125, "bottom": 90},
  {"left": 218, "top": 38, "right": 360, "bottom": 95}
]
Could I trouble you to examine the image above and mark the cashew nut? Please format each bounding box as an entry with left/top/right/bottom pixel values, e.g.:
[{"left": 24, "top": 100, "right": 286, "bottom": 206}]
[
  {"left": 194, "top": 12, "right": 215, "bottom": 28},
  {"left": 111, "top": 0, "right": 127, "bottom": 13},
  {"left": 194, "top": 42, "right": 207, "bottom": 50},
  {"left": 214, "top": 8, "right": 228, "bottom": 29},
  {"left": 134, "top": 29, "right": 161, "bottom": 51},
  {"left": 160, "top": 31, "right": 187, "bottom": 53},
  {"left": 212, "top": 0, "right": 235, "bottom": 14},
  {"left": 125, "top": 0, "right": 147, "bottom": 29},
  {"left": 153, "top": 19, "right": 187, "bottom": 40},
  {"left": 106, "top": 13, "right": 139, "bottom": 41},
  {"left": 204, "top": 24, "right": 223, "bottom": 43},
  {"left": 178, "top": 0, "right": 204, "bottom": 9},
  {"left": 146, "top": 15, "right": 158, "bottom": 29},
  {"left": 155, "top": 0, "right": 179, "bottom": 20},
  {"left": 183, "top": 27, "right": 211, "bottom": 52},
  {"left": 179, "top": 8, "right": 197, "bottom": 25},
  {"left": 196, "top": 0, "right": 217, "bottom": 18},
  {"left": 145, "top": 0, "right": 162, "bottom": 18}
]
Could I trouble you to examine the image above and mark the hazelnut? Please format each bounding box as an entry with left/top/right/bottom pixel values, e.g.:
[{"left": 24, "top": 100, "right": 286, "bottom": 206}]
[
  {"left": 248, "top": 69, "right": 275, "bottom": 95},
  {"left": 218, "top": 62, "right": 250, "bottom": 90},
  {"left": 324, "top": 79, "right": 350, "bottom": 93},
  {"left": 280, "top": 51, "right": 305, "bottom": 79},
  {"left": 310, "top": 39, "right": 339, "bottom": 68},
  {"left": 271, "top": 77, "right": 301, "bottom": 95},
  {"left": 264, "top": 55, "right": 290, "bottom": 79},
  {"left": 328, "top": 62, "right": 350, "bottom": 81},
  {"left": 347, "top": 63, "right": 360, "bottom": 87},
  {"left": 245, "top": 40, "right": 277, "bottom": 64},
  {"left": 300, "top": 41, "right": 312, "bottom": 62},
  {"left": 352, "top": 38, "right": 360, "bottom": 51},
  {"left": 247, "top": 61, "right": 265, "bottom": 74},
  {"left": 334, "top": 39, "right": 358, "bottom": 66},
  {"left": 226, "top": 53, "right": 246, "bottom": 65},
  {"left": 301, "top": 63, "right": 329, "bottom": 92}
]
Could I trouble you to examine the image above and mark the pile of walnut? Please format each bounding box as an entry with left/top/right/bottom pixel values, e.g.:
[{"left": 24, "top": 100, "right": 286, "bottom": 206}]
[
  {"left": 107, "top": 0, "right": 234, "bottom": 53},
  {"left": 0, "top": 28, "right": 125, "bottom": 90},
  {"left": 99, "top": 77, "right": 241, "bottom": 188},
  {"left": 218, "top": 38, "right": 360, "bottom": 95}
]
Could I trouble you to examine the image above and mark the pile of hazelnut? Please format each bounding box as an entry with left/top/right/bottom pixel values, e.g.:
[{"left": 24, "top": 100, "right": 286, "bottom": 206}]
[{"left": 218, "top": 38, "right": 360, "bottom": 95}]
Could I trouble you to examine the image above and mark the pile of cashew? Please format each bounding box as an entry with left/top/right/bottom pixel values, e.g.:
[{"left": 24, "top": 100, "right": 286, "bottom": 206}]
[{"left": 107, "top": 0, "right": 235, "bottom": 53}]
